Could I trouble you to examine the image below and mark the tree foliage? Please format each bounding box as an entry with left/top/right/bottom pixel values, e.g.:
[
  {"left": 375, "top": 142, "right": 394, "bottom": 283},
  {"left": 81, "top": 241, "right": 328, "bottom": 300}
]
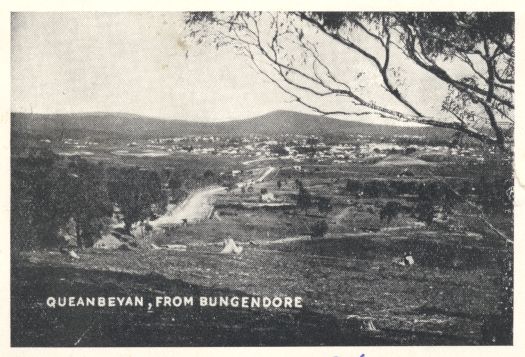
[
  {"left": 317, "top": 196, "right": 332, "bottom": 215},
  {"left": 186, "top": 12, "right": 514, "bottom": 150},
  {"left": 310, "top": 220, "right": 329, "bottom": 238},
  {"left": 379, "top": 201, "right": 403, "bottom": 223},
  {"left": 12, "top": 151, "right": 113, "bottom": 249},
  {"left": 295, "top": 182, "right": 312, "bottom": 213},
  {"left": 63, "top": 157, "right": 113, "bottom": 247},
  {"left": 108, "top": 167, "right": 165, "bottom": 233}
]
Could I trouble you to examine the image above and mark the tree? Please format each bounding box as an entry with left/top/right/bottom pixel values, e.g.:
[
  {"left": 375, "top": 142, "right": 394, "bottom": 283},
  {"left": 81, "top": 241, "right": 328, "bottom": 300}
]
[
  {"left": 310, "top": 220, "right": 329, "bottom": 238},
  {"left": 203, "top": 169, "right": 215, "bottom": 180},
  {"left": 186, "top": 12, "right": 513, "bottom": 150},
  {"left": 414, "top": 200, "right": 435, "bottom": 226},
  {"left": 306, "top": 137, "right": 319, "bottom": 146},
  {"left": 296, "top": 185, "right": 312, "bottom": 214},
  {"left": 363, "top": 180, "right": 382, "bottom": 198},
  {"left": 318, "top": 196, "right": 332, "bottom": 215},
  {"left": 11, "top": 150, "right": 68, "bottom": 249},
  {"left": 269, "top": 144, "right": 288, "bottom": 156},
  {"left": 345, "top": 179, "right": 363, "bottom": 196},
  {"left": 64, "top": 157, "right": 113, "bottom": 248},
  {"left": 417, "top": 180, "right": 460, "bottom": 214},
  {"left": 168, "top": 177, "right": 183, "bottom": 197},
  {"left": 379, "top": 201, "right": 402, "bottom": 223},
  {"left": 475, "top": 151, "right": 513, "bottom": 214},
  {"left": 108, "top": 168, "right": 165, "bottom": 233},
  {"left": 11, "top": 151, "right": 112, "bottom": 249}
]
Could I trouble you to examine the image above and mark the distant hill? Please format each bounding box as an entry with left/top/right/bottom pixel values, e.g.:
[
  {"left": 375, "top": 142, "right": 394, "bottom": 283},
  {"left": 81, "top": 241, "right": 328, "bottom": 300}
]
[{"left": 11, "top": 110, "right": 452, "bottom": 139}]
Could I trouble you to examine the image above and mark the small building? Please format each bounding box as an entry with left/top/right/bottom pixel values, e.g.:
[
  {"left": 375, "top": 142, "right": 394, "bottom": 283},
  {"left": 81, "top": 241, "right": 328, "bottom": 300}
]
[
  {"left": 397, "top": 168, "right": 415, "bottom": 177},
  {"left": 260, "top": 192, "right": 276, "bottom": 202}
]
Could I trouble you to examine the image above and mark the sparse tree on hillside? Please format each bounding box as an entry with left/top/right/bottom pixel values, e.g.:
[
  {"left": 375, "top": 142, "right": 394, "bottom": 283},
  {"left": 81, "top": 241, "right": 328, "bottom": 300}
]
[
  {"left": 318, "top": 196, "right": 332, "bottom": 216},
  {"left": 296, "top": 185, "right": 312, "bottom": 214},
  {"left": 379, "top": 201, "right": 402, "bottom": 223},
  {"left": 203, "top": 169, "right": 215, "bottom": 180},
  {"left": 414, "top": 200, "right": 435, "bottom": 226},
  {"left": 310, "top": 220, "right": 329, "bottom": 238},
  {"left": 345, "top": 179, "right": 363, "bottom": 197}
]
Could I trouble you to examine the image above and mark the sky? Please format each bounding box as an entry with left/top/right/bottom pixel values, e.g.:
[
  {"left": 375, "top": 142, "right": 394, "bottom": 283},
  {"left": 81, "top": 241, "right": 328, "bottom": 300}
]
[{"left": 11, "top": 12, "right": 449, "bottom": 123}]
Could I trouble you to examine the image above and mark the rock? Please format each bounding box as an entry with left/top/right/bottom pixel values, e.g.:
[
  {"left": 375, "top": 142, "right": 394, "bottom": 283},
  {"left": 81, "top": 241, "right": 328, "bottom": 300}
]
[
  {"left": 392, "top": 254, "right": 415, "bottom": 266},
  {"left": 93, "top": 234, "right": 124, "bottom": 249},
  {"left": 345, "top": 315, "right": 379, "bottom": 332},
  {"left": 465, "top": 231, "right": 483, "bottom": 240},
  {"left": 164, "top": 244, "right": 187, "bottom": 252},
  {"left": 68, "top": 250, "right": 80, "bottom": 259},
  {"left": 220, "top": 238, "right": 243, "bottom": 254},
  {"left": 404, "top": 255, "right": 415, "bottom": 266}
]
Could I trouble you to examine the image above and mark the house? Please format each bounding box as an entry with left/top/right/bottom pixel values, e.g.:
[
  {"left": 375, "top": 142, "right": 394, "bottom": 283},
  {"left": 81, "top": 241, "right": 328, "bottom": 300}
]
[{"left": 261, "top": 192, "right": 276, "bottom": 202}]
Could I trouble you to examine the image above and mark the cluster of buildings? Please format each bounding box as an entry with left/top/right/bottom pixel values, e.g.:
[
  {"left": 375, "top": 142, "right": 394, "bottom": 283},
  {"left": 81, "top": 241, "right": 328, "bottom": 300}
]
[
  {"left": 144, "top": 134, "right": 488, "bottom": 163},
  {"left": 54, "top": 133, "right": 486, "bottom": 163}
]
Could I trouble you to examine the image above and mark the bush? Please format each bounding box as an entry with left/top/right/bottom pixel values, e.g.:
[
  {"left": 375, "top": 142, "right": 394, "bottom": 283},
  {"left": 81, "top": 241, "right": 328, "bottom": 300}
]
[
  {"left": 346, "top": 179, "right": 363, "bottom": 194},
  {"left": 318, "top": 197, "right": 332, "bottom": 215},
  {"left": 310, "top": 220, "right": 329, "bottom": 238},
  {"left": 379, "top": 201, "right": 402, "bottom": 223},
  {"left": 414, "top": 200, "right": 435, "bottom": 225}
]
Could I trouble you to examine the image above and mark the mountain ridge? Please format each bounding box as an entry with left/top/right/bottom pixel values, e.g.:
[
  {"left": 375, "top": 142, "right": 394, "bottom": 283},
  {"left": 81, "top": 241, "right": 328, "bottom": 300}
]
[{"left": 11, "top": 110, "right": 451, "bottom": 139}]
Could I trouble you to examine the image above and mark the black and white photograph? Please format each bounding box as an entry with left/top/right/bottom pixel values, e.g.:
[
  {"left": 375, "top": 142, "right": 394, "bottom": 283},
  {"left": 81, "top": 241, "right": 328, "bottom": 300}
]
[{"left": 9, "top": 7, "right": 517, "bottom": 348}]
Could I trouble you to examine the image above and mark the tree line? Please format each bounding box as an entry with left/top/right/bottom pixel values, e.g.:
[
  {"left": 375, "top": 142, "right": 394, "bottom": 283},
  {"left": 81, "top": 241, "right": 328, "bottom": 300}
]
[
  {"left": 345, "top": 166, "right": 512, "bottom": 214},
  {"left": 12, "top": 149, "right": 169, "bottom": 250}
]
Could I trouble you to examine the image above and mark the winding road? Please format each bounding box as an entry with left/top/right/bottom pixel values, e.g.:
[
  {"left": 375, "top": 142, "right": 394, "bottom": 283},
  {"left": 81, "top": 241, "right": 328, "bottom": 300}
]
[
  {"left": 152, "top": 186, "right": 225, "bottom": 227},
  {"left": 152, "top": 166, "right": 275, "bottom": 227}
]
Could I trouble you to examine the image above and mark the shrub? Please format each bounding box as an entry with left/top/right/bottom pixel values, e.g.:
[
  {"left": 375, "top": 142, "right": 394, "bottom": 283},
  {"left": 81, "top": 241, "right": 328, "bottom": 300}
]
[
  {"left": 310, "top": 220, "right": 329, "bottom": 238},
  {"left": 379, "top": 201, "right": 402, "bottom": 223},
  {"left": 414, "top": 200, "right": 435, "bottom": 225},
  {"left": 318, "top": 197, "right": 332, "bottom": 215}
]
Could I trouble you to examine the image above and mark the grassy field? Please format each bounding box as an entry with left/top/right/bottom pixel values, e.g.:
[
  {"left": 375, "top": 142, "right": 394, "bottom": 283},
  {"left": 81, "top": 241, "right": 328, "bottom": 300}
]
[
  {"left": 13, "top": 224, "right": 509, "bottom": 346},
  {"left": 11, "top": 147, "right": 512, "bottom": 346}
]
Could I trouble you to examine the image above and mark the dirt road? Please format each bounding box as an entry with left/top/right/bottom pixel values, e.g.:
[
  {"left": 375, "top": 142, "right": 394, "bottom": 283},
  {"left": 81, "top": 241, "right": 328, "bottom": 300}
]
[
  {"left": 152, "top": 186, "right": 226, "bottom": 227},
  {"left": 255, "top": 166, "right": 276, "bottom": 182},
  {"left": 152, "top": 166, "right": 275, "bottom": 227}
]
